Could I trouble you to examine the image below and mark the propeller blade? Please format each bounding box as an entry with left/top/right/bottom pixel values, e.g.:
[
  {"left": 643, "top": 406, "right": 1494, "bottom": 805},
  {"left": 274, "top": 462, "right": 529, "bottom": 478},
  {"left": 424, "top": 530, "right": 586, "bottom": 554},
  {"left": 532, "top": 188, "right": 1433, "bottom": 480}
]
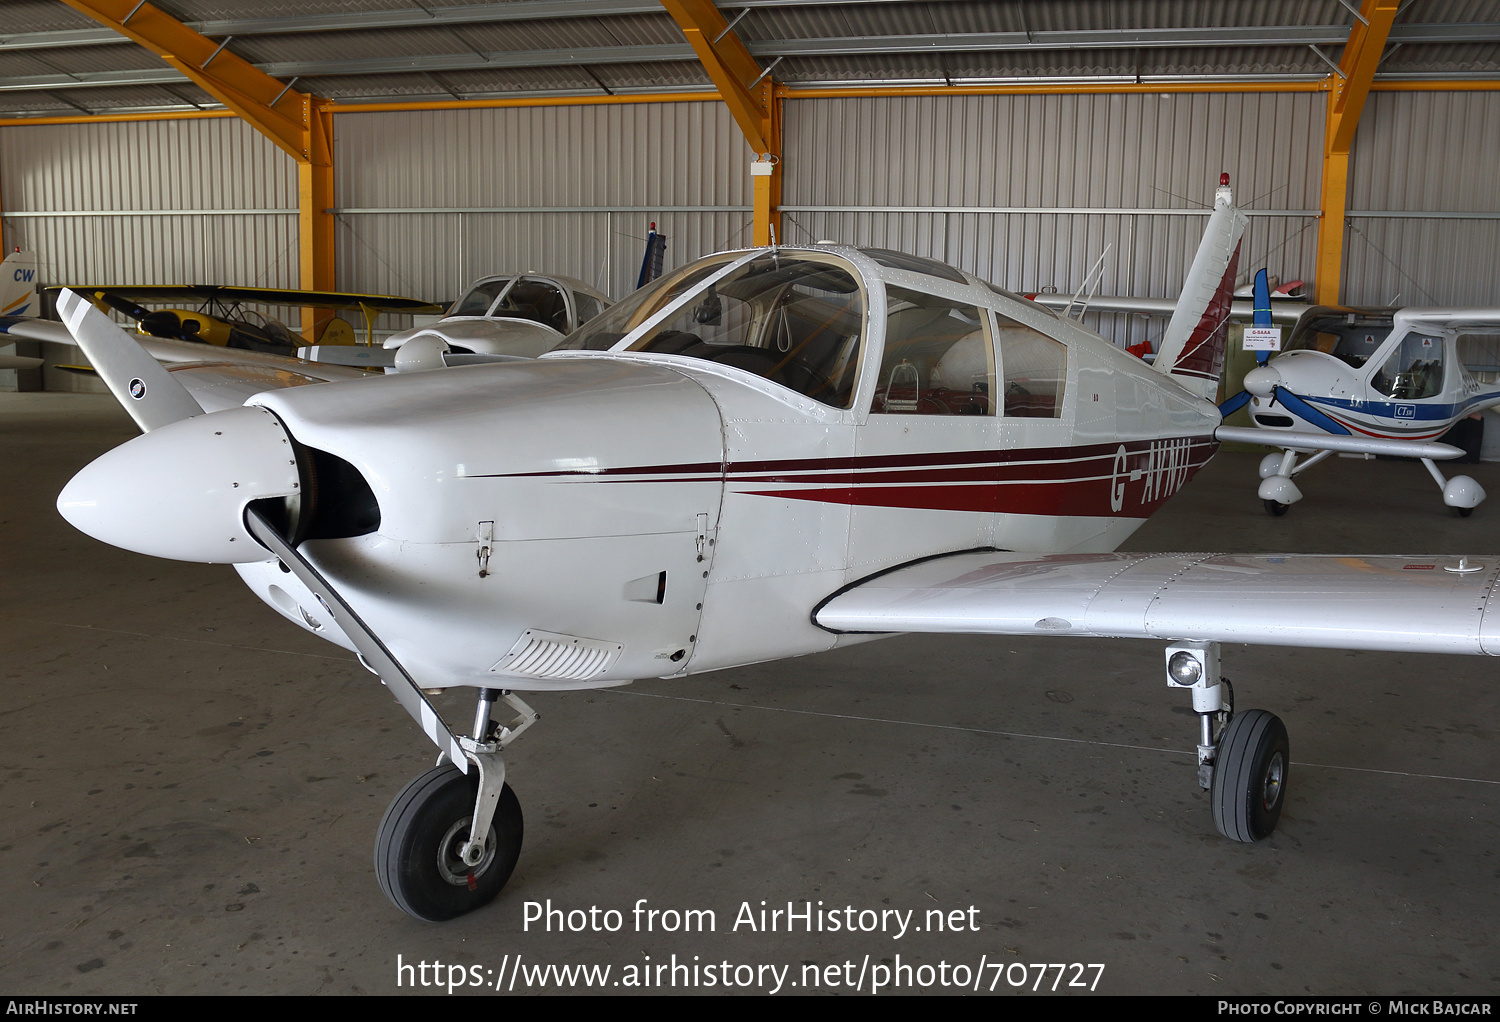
[
  {"left": 55, "top": 288, "right": 202, "bottom": 432},
  {"left": 94, "top": 290, "right": 153, "bottom": 322},
  {"left": 1252, "top": 270, "right": 1273, "bottom": 364},
  {"left": 244, "top": 505, "right": 470, "bottom": 772},
  {"left": 1273, "top": 387, "right": 1351, "bottom": 436},
  {"left": 1218, "top": 389, "right": 1251, "bottom": 417}
]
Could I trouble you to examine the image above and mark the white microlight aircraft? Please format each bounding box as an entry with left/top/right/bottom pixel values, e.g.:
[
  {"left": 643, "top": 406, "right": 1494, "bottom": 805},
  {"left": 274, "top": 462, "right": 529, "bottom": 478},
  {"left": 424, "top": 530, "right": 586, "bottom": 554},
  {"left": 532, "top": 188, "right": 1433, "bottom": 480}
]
[
  {"left": 1218, "top": 305, "right": 1500, "bottom": 516},
  {"left": 52, "top": 177, "right": 1500, "bottom": 923},
  {"left": 1029, "top": 259, "right": 1494, "bottom": 518}
]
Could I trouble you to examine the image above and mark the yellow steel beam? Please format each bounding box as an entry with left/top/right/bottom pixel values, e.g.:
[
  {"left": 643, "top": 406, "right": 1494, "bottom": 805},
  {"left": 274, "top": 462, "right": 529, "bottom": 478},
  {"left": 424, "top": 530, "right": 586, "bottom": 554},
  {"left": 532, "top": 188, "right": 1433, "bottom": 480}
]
[
  {"left": 658, "top": 0, "right": 780, "bottom": 245},
  {"left": 59, "top": 2, "right": 311, "bottom": 160},
  {"left": 299, "top": 98, "right": 336, "bottom": 337},
  {"left": 751, "top": 79, "right": 783, "bottom": 246},
  {"left": 1316, "top": 0, "right": 1401, "bottom": 306},
  {"left": 58, "top": 2, "right": 336, "bottom": 300},
  {"left": 659, "top": 0, "right": 770, "bottom": 155}
]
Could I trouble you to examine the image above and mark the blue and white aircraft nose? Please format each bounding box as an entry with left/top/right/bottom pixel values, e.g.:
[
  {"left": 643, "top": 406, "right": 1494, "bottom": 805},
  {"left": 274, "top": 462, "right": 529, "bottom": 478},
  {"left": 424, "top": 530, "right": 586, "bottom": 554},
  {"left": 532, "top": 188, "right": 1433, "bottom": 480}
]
[
  {"left": 57, "top": 405, "right": 302, "bottom": 564},
  {"left": 1243, "top": 364, "right": 1282, "bottom": 398}
]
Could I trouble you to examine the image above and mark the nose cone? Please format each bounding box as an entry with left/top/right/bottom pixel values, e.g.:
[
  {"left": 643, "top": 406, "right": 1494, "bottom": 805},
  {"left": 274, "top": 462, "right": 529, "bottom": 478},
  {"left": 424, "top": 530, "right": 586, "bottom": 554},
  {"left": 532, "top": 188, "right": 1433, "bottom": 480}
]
[
  {"left": 57, "top": 405, "right": 301, "bottom": 563},
  {"left": 1243, "top": 364, "right": 1282, "bottom": 398}
]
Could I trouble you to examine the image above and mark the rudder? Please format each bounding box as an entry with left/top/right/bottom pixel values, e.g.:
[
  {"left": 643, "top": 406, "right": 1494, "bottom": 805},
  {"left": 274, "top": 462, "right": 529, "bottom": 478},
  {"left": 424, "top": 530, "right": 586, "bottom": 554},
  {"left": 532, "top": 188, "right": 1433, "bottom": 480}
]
[{"left": 1153, "top": 175, "right": 1248, "bottom": 402}]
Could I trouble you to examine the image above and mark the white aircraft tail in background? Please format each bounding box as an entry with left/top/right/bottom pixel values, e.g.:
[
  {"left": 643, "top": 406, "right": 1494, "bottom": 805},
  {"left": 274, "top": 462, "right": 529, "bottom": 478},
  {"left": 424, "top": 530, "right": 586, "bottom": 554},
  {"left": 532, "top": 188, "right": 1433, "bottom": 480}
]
[
  {"left": 0, "top": 249, "right": 45, "bottom": 370},
  {"left": 1, "top": 249, "right": 39, "bottom": 318}
]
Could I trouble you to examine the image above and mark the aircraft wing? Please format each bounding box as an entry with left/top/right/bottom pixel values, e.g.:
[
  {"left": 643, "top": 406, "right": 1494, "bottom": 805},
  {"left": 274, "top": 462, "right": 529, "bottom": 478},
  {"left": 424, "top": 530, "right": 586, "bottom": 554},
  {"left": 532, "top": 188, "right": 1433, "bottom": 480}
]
[
  {"left": 0, "top": 315, "right": 65, "bottom": 369},
  {"left": 0, "top": 315, "right": 73, "bottom": 345},
  {"left": 1029, "top": 294, "right": 1305, "bottom": 325},
  {"left": 48, "top": 285, "right": 442, "bottom": 316},
  {"left": 53, "top": 289, "right": 374, "bottom": 424},
  {"left": 815, "top": 550, "right": 1500, "bottom": 655}
]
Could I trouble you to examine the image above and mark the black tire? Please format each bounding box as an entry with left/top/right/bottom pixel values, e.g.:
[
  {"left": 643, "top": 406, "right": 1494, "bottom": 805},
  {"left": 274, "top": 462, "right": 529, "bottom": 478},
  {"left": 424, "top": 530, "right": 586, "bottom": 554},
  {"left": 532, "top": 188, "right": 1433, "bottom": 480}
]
[
  {"left": 1263, "top": 499, "right": 1288, "bottom": 517},
  {"left": 1211, "top": 709, "right": 1289, "bottom": 843},
  {"left": 1454, "top": 506, "right": 1474, "bottom": 518},
  {"left": 375, "top": 764, "right": 523, "bottom": 921}
]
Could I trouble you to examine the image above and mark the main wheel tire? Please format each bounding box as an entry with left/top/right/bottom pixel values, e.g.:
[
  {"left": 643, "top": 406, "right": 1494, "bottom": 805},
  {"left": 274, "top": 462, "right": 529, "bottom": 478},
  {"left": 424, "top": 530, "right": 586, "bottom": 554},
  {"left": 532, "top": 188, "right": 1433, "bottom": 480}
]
[
  {"left": 1211, "top": 709, "right": 1289, "bottom": 842},
  {"left": 375, "top": 764, "right": 523, "bottom": 921},
  {"left": 1263, "top": 499, "right": 1289, "bottom": 516}
]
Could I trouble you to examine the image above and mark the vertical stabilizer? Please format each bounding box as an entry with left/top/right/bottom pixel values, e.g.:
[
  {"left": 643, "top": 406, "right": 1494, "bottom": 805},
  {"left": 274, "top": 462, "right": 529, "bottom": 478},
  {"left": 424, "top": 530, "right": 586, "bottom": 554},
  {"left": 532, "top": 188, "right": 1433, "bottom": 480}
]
[
  {"left": 1153, "top": 176, "right": 1249, "bottom": 401},
  {"left": 0, "top": 250, "right": 39, "bottom": 317}
]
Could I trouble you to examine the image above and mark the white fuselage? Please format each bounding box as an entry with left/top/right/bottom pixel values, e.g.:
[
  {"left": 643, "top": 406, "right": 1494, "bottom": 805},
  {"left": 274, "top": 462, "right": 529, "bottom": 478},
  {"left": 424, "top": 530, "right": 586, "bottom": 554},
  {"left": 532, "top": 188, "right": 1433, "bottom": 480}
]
[{"left": 234, "top": 260, "right": 1220, "bottom": 691}]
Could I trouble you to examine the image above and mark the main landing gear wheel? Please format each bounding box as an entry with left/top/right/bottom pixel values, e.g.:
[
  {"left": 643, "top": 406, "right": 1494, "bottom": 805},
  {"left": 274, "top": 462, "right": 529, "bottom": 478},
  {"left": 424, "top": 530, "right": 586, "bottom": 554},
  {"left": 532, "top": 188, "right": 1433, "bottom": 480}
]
[
  {"left": 1263, "top": 498, "right": 1289, "bottom": 516},
  {"left": 1211, "top": 709, "right": 1289, "bottom": 843},
  {"left": 376, "top": 764, "right": 523, "bottom": 921}
]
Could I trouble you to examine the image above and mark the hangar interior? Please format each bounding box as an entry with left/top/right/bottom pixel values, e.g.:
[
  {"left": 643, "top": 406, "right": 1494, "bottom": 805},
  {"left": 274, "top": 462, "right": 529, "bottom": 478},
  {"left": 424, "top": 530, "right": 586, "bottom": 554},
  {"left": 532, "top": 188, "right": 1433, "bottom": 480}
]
[{"left": 2, "top": 0, "right": 1499, "bottom": 997}]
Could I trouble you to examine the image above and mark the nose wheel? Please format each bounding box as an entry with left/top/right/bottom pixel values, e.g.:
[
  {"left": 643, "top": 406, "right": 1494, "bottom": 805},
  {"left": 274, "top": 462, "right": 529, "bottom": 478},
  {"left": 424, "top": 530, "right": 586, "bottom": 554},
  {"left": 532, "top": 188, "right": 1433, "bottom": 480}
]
[{"left": 376, "top": 764, "right": 523, "bottom": 921}]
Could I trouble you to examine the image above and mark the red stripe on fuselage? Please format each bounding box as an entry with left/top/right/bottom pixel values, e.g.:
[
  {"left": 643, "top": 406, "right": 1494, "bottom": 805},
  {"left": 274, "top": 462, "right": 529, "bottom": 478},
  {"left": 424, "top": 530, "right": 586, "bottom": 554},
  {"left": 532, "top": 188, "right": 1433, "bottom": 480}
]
[{"left": 469, "top": 436, "right": 1219, "bottom": 520}]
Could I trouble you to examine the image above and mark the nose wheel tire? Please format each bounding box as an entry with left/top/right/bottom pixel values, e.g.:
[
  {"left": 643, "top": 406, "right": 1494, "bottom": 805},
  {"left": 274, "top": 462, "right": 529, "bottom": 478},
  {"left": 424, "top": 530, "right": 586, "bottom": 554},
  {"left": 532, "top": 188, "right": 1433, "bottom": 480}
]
[
  {"left": 376, "top": 764, "right": 523, "bottom": 921},
  {"left": 1211, "top": 709, "right": 1289, "bottom": 843},
  {"left": 1263, "top": 499, "right": 1289, "bottom": 516}
]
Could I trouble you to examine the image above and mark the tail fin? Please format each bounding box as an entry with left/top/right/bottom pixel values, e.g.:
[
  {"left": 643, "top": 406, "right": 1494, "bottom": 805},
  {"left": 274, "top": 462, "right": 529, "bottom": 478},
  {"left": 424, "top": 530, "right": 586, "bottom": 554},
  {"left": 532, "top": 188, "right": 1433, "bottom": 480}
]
[
  {"left": 0, "top": 250, "right": 39, "bottom": 318},
  {"left": 1153, "top": 175, "right": 1249, "bottom": 401}
]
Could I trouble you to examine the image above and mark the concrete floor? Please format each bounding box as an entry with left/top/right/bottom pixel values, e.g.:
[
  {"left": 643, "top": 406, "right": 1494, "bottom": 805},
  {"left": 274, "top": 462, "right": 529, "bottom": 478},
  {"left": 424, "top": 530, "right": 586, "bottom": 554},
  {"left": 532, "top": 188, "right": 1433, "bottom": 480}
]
[{"left": 2, "top": 391, "right": 1497, "bottom": 996}]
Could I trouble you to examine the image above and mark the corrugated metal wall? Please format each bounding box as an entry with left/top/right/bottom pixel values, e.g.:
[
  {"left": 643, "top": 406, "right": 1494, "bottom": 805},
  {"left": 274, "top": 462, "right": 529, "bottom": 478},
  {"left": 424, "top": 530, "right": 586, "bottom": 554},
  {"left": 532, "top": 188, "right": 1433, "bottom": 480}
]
[
  {"left": 0, "top": 117, "right": 298, "bottom": 289},
  {"left": 333, "top": 102, "right": 752, "bottom": 304},
  {"left": 2, "top": 88, "right": 1495, "bottom": 354},
  {"left": 781, "top": 92, "right": 1326, "bottom": 348},
  {"left": 1344, "top": 89, "right": 1500, "bottom": 307}
]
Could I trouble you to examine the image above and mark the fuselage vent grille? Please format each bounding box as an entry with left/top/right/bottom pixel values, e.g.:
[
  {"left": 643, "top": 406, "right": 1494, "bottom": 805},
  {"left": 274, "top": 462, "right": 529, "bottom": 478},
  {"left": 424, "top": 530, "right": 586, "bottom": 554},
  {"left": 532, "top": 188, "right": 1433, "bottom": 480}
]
[{"left": 491, "top": 630, "right": 624, "bottom": 681}]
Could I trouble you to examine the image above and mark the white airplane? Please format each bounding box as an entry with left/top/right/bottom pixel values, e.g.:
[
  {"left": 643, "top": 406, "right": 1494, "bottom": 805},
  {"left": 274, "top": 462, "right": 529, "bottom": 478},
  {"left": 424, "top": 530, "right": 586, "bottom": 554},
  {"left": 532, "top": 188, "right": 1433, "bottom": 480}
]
[
  {"left": 0, "top": 249, "right": 46, "bottom": 370},
  {"left": 50, "top": 177, "right": 1500, "bottom": 924},
  {"left": 305, "top": 273, "right": 613, "bottom": 372},
  {"left": 1219, "top": 304, "right": 1500, "bottom": 517}
]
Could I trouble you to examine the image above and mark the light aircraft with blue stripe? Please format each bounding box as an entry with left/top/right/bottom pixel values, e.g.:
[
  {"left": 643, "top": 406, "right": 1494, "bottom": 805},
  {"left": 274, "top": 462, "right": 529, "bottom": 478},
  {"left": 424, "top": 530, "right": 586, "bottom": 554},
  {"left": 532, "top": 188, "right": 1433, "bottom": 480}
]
[{"left": 1218, "top": 288, "right": 1500, "bottom": 516}]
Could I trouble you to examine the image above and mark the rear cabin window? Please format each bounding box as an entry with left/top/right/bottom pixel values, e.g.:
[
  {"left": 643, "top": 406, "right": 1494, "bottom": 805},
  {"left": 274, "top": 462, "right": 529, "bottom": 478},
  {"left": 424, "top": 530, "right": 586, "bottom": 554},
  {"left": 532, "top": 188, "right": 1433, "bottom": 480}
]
[
  {"left": 873, "top": 286, "right": 993, "bottom": 416},
  {"left": 996, "top": 316, "right": 1067, "bottom": 418},
  {"left": 1457, "top": 331, "right": 1500, "bottom": 385}
]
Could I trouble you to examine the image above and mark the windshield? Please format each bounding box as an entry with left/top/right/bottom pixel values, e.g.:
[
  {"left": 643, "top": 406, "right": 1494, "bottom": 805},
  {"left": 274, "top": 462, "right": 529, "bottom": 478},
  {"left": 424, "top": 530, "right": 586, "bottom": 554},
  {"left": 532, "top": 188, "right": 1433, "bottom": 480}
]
[
  {"left": 552, "top": 252, "right": 866, "bottom": 408},
  {"left": 1286, "top": 311, "right": 1393, "bottom": 369},
  {"left": 447, "top": 277, "right": 570, "bottom": 331},
  {"left": 449, "top": 278, "right": 513, "bottom": 318}
]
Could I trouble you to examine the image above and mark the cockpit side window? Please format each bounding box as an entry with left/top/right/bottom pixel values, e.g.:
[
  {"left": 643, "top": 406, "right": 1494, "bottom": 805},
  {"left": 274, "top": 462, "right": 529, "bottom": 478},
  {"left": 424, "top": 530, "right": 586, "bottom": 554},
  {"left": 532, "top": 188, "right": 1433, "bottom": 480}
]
[
  {"left": 574, "top": 293, "right": 606, "bottom": 326},
  {"left": 1372, "top": 331, "right": 1447, "bottom": 399},
  {"left": 449, "top": 278, "right": 512, "bottom": 318},
  {"left": 873, "top": 285, "right": 993, "bottom": 416}
]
